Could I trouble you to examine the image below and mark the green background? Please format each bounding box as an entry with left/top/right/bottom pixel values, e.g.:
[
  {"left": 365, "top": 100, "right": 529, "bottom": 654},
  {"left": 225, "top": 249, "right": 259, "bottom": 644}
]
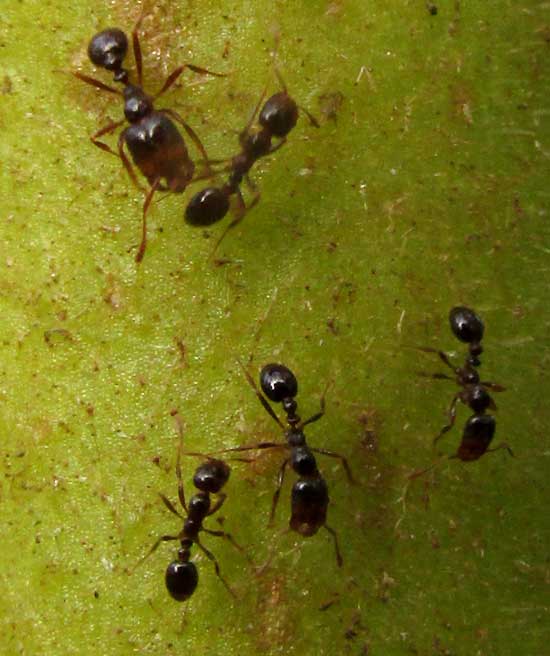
[{"left": 1, "top": 0, "right": 548, "bottom": 654}]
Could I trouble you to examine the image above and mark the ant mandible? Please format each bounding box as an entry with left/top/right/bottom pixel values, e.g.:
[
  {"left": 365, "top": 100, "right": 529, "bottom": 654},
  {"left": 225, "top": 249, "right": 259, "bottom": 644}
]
[
  {"left": 136, "top": 414, "right": 242, "bottom": 601},
  {"left": 418, "top": 306, "right": 512, "bottom": 461},
  {"left": 219, "top": 362, "right": 353, "bottom": 567},
  {"left": 184, "top": 66, "right": 319, "bottom": 254},
  {"left": 74, "top": 15, "right": 224, "bottom": 262}
]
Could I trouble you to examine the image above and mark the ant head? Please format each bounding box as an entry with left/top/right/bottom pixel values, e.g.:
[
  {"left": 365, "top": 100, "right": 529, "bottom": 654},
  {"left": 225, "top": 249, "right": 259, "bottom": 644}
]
[
  {"left": 123, "top": 85, "right": 153, "bottom": 122},
  {"left": 165, "top": 560, "right": 199, "bottom": 601},
  {"left": 193, "top": 460, "right": 230, "bottom": 494},
  {"left": 88, "top": 28, "right": 128, "bottom": 72},
  {"left": 449, "top": 306, "right": 485, "bottom": 345},
  {"left": 260, "top": 363, "right": 298, "bottom": 403},
  {"left": 187, "top": 491, "right": 211, "bottom": 517},
  {"left": 290, "top": 478, "right": 328, "bottom": 536},
  {"left": 259, "top": 92, "right": 299, "bottom": 138},
  {"left": 469, "top": 385, "right": 492, "bottom": 413},
  {"left": 185, "top": 187, "right": 230, "bottom": 226},
  {"left": 291, "top": 446, "right": 317, "bottom": 477}
]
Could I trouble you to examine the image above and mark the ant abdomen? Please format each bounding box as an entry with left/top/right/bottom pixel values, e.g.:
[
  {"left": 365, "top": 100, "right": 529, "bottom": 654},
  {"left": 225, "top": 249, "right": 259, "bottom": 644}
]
[
  {"left": 185, "top": 188, "right": 230, "bottom": 226},
  {"left": 165, "top": 560, "right": 199, "bottom": 602},
  {"left": 260, "top": 363, "right": 298, "bottom": 402},
  {"left": 457, "top": 414, "right": 496, "bottom": 461},
  {"left": 290, "top": 478, "right": 329, "bottom": 537},
  {"left": 88, "top": 28, "right": 128, "bottom": 71}
]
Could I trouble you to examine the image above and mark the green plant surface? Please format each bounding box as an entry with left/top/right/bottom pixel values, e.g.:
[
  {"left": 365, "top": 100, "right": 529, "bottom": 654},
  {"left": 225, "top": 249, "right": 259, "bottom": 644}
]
[{"left": 1, "top": 0, "right": 549, "bottom": 654}]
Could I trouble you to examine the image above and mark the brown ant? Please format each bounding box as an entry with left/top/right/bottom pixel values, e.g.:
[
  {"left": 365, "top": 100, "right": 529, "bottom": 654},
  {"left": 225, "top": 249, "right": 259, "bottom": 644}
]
[
  {"left": 418, "top": 306, "right": 512, "bottom": 461},
  {"left": 73, "top": 15, "right": 224, "bottom": 262},
  {"left": 184, "top": 68, "right": 319, "bottom": 254},
  {"left": 216, "top": 362, "right": 353, "bottom": 567},
  {"left": 136, "top": 414, "right": 243, "bottom": 601}
]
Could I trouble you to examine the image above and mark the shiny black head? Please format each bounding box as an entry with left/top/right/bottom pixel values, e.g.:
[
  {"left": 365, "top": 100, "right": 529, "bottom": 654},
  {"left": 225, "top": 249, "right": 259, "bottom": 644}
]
[
  {"left": 260, "top": 363, "right": 298, "bottom": 403},
  {"left": 290, "top": 477, "right": 329, "bottom": 536},
  {"left": 259, "top": 92, "right": 299, "bottom": 138},
  {"left": 185, "top": 187, "right": 230, "bottom": 226},
  {"left": 123, "top": 85, "right": 153, "bottom": 122},
  {"left": 165, "top": 560, "right": 199, "bottom": 601},
  {"left": 449, "top": 306, "right": 484, "bottom": 345},
  {"left": 193, "top": 459, "right": 230, "bottom": 494},
  {"left": 88, "top": 28, "right": 128, "bottom": 71}
]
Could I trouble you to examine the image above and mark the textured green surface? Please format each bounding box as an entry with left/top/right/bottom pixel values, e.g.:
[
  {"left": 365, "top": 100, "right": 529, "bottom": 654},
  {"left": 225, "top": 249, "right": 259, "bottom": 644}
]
[{"left": 1, "top": 0, "right": 549, "bottom": 654}]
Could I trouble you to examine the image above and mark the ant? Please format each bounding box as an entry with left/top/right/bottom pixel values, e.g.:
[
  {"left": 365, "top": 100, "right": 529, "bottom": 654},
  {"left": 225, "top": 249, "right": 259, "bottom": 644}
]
[
  {"left": 217, "top": 362, "right": 353, "bottom": 567},
  {"left": 74, "top": 15, "right": 224, "bottom": 262},
  {"left": 184, "top": 67, "right": 319, "bottom": 253},
  {"left": 418, "top": 306, "right": 512, "bottom": 461},
  {"left": 137, "top": 414, "right": 242, "bottom": 601}
]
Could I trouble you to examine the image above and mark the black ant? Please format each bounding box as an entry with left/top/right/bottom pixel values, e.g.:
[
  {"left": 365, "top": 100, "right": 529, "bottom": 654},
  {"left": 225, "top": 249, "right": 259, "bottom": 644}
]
[
  {"left": 218, "top": 362, "right": 353, "bottom": 567},
  {"left": 418, "top": 306, "right": 512, "bottom": 461},
  {"left": 73, "top": 15, "right": 224, "bottom": 262},
  {"left": 184, "top": 68, "right": 319, "bottom": 253},
  {"left": 137, "top": 415, "right": 242, "bottom": 601}
]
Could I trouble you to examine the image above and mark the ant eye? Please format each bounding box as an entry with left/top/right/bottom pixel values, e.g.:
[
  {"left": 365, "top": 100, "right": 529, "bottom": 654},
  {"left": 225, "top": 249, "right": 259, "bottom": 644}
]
[
  {"left": 88, "top": 28, "right": 128, "bottom": 71},
  {"left": 185, "top": 188, "right": 230, "bottom": 226},
  {"left": 260, "top": 363, "right": 298, "bottom": 402},
  {"left": 165, "top": 561, "right": 199, "bottom": 601},
  {"left": 449, "top": 306, "right": 484, "bottom": 344}
]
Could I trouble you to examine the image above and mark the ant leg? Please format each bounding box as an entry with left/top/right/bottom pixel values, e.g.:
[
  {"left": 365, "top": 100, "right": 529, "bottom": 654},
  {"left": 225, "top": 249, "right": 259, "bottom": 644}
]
[
  {"left": 133, "top": 534, "right": 179, "bottom": 572},
  {"left": 159, "top": 108, "right": 210, "bottom": 166},
  {"left": 207, "top": 493, "right": 227, "bottom": 517},
  {"left": 324, "top": 524, "right": 343, "bottom": 567},
  {"left": 210, "top": 188, "right": 257, "bottom": 257},
  {"left": 131, "top": 10, "right": 147, "bottom": 87},
  {"left": 416, "top": 371, "right": 454, "bottom": 382},
  {"left": 173, "top": 413, "right": 188, "bottom": 512},
  {"left": 135, "top": 177, "right": 161, "bottom": 263},
  {"left": 71, "top": 71, "right": 122, "bottom": 96},
  {"left": 311, "top": 448, "right": 355, "bottom": 484},
  {"left": 159, "top": 493, "right": 184, "bottom": 519},
  {"left": 480, "top": 381, "right": 506, "bottom": 393},
  {"left": 417, "top": 347, "right": 458, "bottom": 373},
  {"left": 434, "top": 394, "right": 461, "bottom": 446},
  {"left": 239, "top": 86, "right": 268, "bottom": 146},
  {"left": 195, "top": 539, "right": 236, "bottom": 597},
  {"left": 485, "top": 443, "right": 515, "bottom": 458},
  {"left": 117, "top": 130, "right": 145, "bottom": 192},
  {"left": 300, "top": 378, "right": 332, "bottom": 428},
  {"left": 155, "top": 64, "right": 226, "bottom": 99},
  {"left": 201, "top": 528, "right": 245, "bottom": 554},
  {"left": 218, "top": 442, "right": 288, "bottom": 455},
  {"left": 298, "top": 105, "right": 320, "bottom": 128},
  {"left": 237, "top": 358, "right": 285, "bottom": 429},
  {"left": 90, "top": 119, "right": 126, "bottom": 157},
  {"left": 269, "top": 458, "right": 290, "bottom": 527}
]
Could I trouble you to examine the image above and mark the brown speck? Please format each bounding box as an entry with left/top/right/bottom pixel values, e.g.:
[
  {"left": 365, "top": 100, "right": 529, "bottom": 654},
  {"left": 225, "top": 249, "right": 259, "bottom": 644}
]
[
  {"left": 327, "top": 318, "right": 339, "bottom": 335},
  {"left": 426, "top": 2, "right": 438, "bottom": 15},
  {"left": 2, "top": 75, "right": 12, "bottom": 94},
  {"left": 319, "top": 91, "right": 344, "bottom": 123}
]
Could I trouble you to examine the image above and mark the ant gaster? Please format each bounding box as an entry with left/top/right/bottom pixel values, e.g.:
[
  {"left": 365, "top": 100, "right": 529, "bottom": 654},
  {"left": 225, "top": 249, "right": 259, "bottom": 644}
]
[
  {"left": 137, "top": 415, "right": 242, "bottom": 601},
  {"left": 220, "top": 362, "right": 353, "bottom": 567},
  {"left": 184, "top": 68, "right": 319, "bottom": 253},
  {"left": 419, "top": 306, "right": 512, "bottom": 461},
  {"left": 74, "top": 16, "right": 223, "bottom": 262}
]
